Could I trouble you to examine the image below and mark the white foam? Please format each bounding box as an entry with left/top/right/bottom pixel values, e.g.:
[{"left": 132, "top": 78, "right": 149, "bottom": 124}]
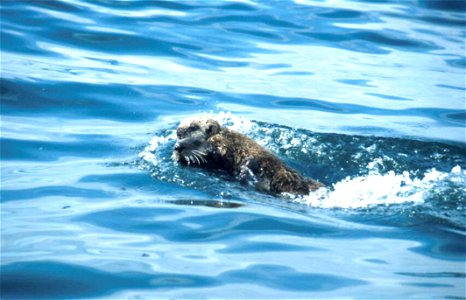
[
  {"left": 215, "top": 111, "right": 255, "bottom": 133},
  {"left": 300, "top": 166, "right": 465, "bottom": 209},
  {"left": 138, "top": 131, "right": 176, "bottom": 165}
]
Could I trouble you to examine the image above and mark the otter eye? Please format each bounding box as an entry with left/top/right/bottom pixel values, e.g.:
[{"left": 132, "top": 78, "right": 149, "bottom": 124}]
[
  {"left": 189, "top": 124, "right": 199, "bottom": 131},
  {"left": 207, "top": 124, "right": 217, "bottom": 135},
  {"left": 176, "top": 128, "right": 184, "bottom": 138}
]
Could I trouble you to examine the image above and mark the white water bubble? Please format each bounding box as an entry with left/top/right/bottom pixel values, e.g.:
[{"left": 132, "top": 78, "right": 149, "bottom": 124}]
[
  {"left": 451, "top": 165, "right": 462, "bottom": 174},
  {"left": 215, "top": 111, "right": 254, "bottom": 133},
  {"left": 299, "top": 166, "right": 466, "bottom": 209}
]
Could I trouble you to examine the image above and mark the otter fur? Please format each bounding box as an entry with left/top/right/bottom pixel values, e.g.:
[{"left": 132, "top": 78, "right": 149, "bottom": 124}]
[{"left": 171, "top": 117, "right": 324, "bottom": 196}]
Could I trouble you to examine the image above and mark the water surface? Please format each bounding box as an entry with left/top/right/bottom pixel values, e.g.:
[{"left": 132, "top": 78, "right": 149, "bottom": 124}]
[{"left": 1, "top": 0, "right": 465, "bottom": 299}]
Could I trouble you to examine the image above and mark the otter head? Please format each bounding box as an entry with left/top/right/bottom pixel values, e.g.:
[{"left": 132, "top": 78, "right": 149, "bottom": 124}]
[{"left": 171, "top": 117, "right": 221, "bottom": 165}]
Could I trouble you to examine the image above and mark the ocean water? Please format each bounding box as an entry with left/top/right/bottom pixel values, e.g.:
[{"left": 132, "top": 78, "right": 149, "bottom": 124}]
[{"left": 1, "top": 0, "right": 465, "bottom": 299}]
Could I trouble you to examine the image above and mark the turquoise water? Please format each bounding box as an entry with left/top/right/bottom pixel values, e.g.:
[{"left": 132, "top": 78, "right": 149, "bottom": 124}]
[{"left": 1, "top": 0, "right": 465, "bottom": 299}]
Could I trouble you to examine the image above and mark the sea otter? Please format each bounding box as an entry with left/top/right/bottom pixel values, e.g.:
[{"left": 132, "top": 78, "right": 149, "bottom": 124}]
[{"left": 171, "top": 117, "right": 324, "bottom": 196}]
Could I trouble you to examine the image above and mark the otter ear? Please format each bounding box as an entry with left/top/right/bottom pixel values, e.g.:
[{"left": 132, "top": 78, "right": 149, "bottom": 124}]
[{"left": 207, "top": 121, "right": 220, "bottom": 135}]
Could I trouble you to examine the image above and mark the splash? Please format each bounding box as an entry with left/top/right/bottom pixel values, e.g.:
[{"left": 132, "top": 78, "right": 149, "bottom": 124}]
[
  {"left": 138, "top": 131, "right": 176, "bottom": 166},
  {"left": 300, "top": 165, "right": 465, "bottom": 209}
]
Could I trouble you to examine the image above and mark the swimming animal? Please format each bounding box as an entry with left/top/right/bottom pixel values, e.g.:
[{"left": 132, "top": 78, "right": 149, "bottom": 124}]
[{"left": 171, "top": 117, "right": 324, "bottom": 196}]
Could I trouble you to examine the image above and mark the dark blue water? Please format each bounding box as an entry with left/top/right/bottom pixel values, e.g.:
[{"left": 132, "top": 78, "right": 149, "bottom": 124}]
[{"left": 1, "top": 0, "right": 465, "bottom": 299}]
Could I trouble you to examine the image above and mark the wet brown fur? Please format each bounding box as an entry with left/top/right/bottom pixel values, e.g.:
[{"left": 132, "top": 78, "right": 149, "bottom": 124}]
[{"left": 172, "top": 117, "right": 324, "bottom": 196}]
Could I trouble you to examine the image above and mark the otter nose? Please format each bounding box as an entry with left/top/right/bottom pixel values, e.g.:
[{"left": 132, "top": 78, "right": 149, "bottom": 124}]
[{"left": 174, "top": 142, "right": 183, "bottom": 151}]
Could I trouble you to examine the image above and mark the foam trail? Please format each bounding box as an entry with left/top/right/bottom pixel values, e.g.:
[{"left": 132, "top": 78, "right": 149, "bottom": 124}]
[{"left": 301, "top": 166, "right": 465, "bottom": 209}]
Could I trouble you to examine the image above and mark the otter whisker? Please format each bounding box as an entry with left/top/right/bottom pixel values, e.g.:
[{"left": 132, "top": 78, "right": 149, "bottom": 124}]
[
  {"left": 193, "top": 153, "right": 200, "bottom": 165},
  {"left": 185, "top": 155, "right": 191, "bottom": 165},
  {"left": 171, "top": 152, "right": 179, "bottom": 162},
  {"left": 189, "top": 151, "right": 202, "bottom": 165},
  {"left": 187, "top": 152, "right": 194, "bottom": 164},
  {"left": 196, "top": 153, "right": 204, "bottom": 164},
  {"left": 196, "top": 151, "right": 207, "bottom": 158},
  {"left": 192, "top": 150, "right": 207, "bottom": 164},
  {"left": 195, "top": 150, "right": 207, "bottom": 157}
]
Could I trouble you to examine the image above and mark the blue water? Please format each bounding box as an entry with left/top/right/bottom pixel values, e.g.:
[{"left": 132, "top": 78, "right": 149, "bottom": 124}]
[{"left": 1, "top": 0, "right": 465, "bottom": 299}]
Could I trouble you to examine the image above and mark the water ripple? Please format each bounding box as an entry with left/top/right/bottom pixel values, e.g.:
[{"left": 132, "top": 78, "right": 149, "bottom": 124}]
[{"left": 1, "top": 0, "right": 465, "bottom": 298}]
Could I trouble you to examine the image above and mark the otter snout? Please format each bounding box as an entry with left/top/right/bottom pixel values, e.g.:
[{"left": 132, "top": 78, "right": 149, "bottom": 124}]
[
  {"left": 174, "top": 142, "right": 183, "bottom": 152},
  {"left": 172, "top": 136, "right": 209, "bottom": 165},
  {"left": 174, "top": 137, "right": 202, "bottom": 152}
]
